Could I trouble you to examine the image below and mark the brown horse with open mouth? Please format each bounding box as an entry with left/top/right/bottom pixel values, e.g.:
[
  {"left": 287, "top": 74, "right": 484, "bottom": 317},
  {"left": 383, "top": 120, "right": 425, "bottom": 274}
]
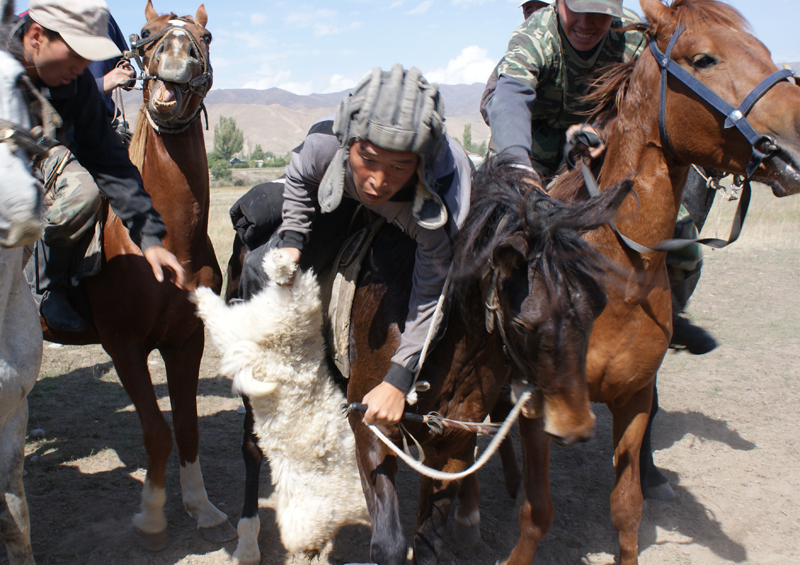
[
  {"left": 456, "top": 1, "right": 800, "bottom": 564},
  {"left": 40, "top": 0, "right": 235, "bottom": 550}
]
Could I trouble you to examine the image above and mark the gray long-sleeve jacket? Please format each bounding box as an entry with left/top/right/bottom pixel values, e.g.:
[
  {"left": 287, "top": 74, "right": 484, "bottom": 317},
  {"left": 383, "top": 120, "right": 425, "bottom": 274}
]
[{"left": 278, "top": 117, "right": 472, "bottom": 391}]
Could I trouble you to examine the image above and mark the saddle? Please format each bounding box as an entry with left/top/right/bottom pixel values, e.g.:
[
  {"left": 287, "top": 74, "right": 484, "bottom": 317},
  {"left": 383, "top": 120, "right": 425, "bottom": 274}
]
[{"left": 320, "top": 215, "right": 384, "bottom": 378}]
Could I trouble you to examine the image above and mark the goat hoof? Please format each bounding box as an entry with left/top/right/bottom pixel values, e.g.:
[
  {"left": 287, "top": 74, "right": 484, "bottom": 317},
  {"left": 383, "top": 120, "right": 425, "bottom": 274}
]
[
  {"left": 134, "top": 528, "right": 168, "bottom": 552},
  {"left": 199, "top": 519, "right": 238, "bottom": 543},
  {"left": 452, "top": 518, "right": 481, "bottom": 548}
]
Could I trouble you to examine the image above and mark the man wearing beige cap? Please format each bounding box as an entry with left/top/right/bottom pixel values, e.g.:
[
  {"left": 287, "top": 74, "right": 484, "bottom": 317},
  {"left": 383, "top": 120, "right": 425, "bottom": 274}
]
[
  {"left": 9, "top": 0, "right": 186, "bottom": 332},
  {"left": 487, "top": 0, "right": 644, "bottom": 176}
]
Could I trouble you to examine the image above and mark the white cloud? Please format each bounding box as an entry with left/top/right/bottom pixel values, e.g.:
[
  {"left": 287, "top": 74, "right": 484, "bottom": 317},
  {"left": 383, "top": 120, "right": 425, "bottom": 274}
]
[
  {"left": 407, "top": 0, "right": 434, "bottom": 15},
  {"left": 238, "top": 31, "right": 268, "bottom": 49},
  {"left": 250, "top": 13, "right": 267, "bottom": 25},
  {"left": 242, "top": 70, "right": 292, "bottom": 90},
  {"left": 425, "top": 46, "right": 496, "bottom": 85},
  {"left": 323, "top": 74, "right": 357, "bottom": 93},
  {"left": 278, "top": 80, "right": 316, "bottom": 95},
  {"left": 284, "top": 8, "right": 362, "bottom": 37}
]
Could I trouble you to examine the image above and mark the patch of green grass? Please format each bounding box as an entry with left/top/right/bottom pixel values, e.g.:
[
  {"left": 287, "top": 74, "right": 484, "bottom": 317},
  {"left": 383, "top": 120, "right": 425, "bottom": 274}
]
[{"left": 708, "top": 383, "right": 724, "bottom": 397}]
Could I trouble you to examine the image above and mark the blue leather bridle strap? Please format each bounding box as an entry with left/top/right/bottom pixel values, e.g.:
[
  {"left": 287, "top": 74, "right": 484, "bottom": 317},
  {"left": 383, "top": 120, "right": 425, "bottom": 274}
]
[{"left": 649, "top": 25, "right": 793, "bottom": 180}]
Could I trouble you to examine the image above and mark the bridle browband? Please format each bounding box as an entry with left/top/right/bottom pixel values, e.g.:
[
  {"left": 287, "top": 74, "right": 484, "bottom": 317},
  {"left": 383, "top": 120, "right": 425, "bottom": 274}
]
[
  {"left": 649, "top": 24, "right": 793, "bottom": 180},
  {"left": 127, "top": 16, "right": 213, "bottom": 134}
]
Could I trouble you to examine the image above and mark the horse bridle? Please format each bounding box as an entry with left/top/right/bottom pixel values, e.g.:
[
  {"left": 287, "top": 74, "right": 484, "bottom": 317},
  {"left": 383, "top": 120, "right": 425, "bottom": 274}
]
[
  {"left": 649, "top": 25, "right": 793, "bottom": 180},
  {"left": 127, "top": 17, "right": 213, "bottom": 133},
  {"left": 581, "top": 26, "right": 795, "bottom": 255}
]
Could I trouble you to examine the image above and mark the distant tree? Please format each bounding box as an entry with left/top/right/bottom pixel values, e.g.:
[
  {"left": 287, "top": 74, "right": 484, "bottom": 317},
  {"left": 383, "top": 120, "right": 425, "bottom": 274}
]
[
  {"left": 214, "top": 116, "right": 244, "bottom": 161},
  {"left": 210, "top": 159, "right": 231, "bottom": 181},
  {"left": 462, "top": 123, "right": 474, "bottom": 153},
  {"left": 251, "top": 144, "right": 265, "bottom": 161},
  {"left": 264, "top": 152, "right": 290, "bottom": 167},
  {"left": 476, "top": 140, "right": 487, "bottom": 156}
]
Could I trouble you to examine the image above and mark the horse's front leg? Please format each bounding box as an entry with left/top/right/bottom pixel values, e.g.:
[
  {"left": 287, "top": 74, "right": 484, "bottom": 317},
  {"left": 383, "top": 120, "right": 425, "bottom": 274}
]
[
  {"left": 232, "top": 394, "right": 264, "bottom": 565},
  {"left": 414, "top": 454, "right": 469, "bottom": 565},
  {"left": 350, "top": 414, "right": 406, "bottom": 565},
  {"left": 502, "top": 415, "right": 552, "bottom": 565},
  {"left": 608, "top": 381, "right": 653, "bottom": 565},
  {"left": 103, "top": 341, "right": 172, "bottom": 551},
  {"left": 0, "top": 399, "right": 35, "bottom": 565},
  {"left": 160, "top": 325, "right": 235, "bottom": 543}
]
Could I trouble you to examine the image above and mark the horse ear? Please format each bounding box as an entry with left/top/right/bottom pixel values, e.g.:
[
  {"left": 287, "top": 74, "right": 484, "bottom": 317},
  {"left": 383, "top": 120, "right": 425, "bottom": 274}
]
[
  {"left": 145, "top": 0, "right": 158, "bottom": 22},
  {"left": 639, "top": 0, "right": 671, "bottom": 26},
  {"left": 493, "top": 234, "right": 528, "bottom": 277},
  {"left": 195, "top": 4, "right": 208, "bottom": 28}
]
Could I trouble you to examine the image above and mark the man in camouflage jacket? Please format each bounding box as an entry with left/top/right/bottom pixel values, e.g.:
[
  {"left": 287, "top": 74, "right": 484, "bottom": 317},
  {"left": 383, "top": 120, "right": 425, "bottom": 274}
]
[{"left": 487, "top": 0, "right": 645, "bottom": 177}]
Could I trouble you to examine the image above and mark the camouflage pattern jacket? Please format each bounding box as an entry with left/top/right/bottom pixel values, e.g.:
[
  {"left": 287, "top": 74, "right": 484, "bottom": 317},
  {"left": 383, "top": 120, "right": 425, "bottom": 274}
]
[{"left": 488, "top": 5, "right": 646, "bottom": 177}]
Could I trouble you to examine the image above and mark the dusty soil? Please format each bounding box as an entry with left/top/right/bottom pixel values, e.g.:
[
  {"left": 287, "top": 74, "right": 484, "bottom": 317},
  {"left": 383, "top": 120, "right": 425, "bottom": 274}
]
[{"left": 7, "top": 242, "right": 800, "bottom": 564}]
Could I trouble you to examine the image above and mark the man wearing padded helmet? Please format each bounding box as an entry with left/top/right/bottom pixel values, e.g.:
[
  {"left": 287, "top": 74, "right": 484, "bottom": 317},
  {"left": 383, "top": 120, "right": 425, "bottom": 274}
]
[{"left": 238, "top": 65, "right": 472, "bottom": 426}]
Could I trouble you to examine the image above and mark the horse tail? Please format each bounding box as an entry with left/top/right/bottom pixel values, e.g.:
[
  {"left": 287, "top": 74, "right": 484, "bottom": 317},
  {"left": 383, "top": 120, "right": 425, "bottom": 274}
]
[{"left": 128, "top": 106, "right": 149, "bottom": 172}]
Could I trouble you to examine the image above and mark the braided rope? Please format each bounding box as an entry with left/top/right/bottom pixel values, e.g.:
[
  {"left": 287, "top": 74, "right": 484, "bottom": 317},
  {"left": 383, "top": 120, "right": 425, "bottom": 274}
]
[{"left": 366, "top": 389, "right": 531, "bottom": 481}]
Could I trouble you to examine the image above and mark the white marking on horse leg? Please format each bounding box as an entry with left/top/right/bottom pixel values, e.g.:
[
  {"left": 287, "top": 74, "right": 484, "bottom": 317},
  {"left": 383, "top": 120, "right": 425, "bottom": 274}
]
[
  {"left": 454, "top": 507, "right": 480, "bottom": 527},
  {"left": 179, "top": 459, "right": 228, "bottom": 528},
  {"left": 232, "top": 516, "right": 261, "bottom": 565},
  {"left": 132, "top": 478, "right": 167, "bottom": 534},
  {"left": 0, "top": 401, "right": 35, "bottom": 565}
]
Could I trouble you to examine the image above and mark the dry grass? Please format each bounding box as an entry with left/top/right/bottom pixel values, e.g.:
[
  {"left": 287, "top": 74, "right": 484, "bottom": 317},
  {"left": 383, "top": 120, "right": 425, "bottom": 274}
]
[
  {"left": 699, "top": 181, "right": 800, "bottom": 249},
  {"left": 208, "top": 187, "right": 248, "bottom": 289},
  {"left": 205, "top": 181, "right": 800, "bottom": 282}
]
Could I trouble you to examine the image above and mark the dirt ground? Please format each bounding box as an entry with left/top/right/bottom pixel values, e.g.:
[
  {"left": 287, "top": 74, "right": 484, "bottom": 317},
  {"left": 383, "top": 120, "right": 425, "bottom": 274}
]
[{"left": 6, "top": 204, "right": 800, "bottom": 564}]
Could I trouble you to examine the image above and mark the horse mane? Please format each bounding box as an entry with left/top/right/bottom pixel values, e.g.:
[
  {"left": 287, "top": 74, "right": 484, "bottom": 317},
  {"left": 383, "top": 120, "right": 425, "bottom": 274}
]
[
  {"left": 451, "top": 156, "right": 632, "bottom": 312},
  {"left": 128, "top": 107, "right": 148, "bottom": 171}
]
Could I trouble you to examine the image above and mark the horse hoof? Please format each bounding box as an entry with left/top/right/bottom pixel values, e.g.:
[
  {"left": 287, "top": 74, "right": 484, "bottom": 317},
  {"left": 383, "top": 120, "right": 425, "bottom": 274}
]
[
  {"left": 641, "top": 466, "right": 676, "bottom": 500},
  {"left": 199, "top": 519, "right": 238, "bottom": 543},
  {"left": 452, "top": 518, "right": 481, "bottom": 548},
  {"left": 643, "top": 481, "right": 676, "bottom": 501},
  {"left": 134, "top": 528, "right": 168, "bottom": 552}
]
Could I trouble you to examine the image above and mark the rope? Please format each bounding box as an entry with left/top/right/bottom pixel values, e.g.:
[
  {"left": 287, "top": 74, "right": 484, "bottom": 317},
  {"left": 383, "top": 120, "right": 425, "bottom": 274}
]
[{"left": 365, "top": 388, "right": 532, "bottom": 481}]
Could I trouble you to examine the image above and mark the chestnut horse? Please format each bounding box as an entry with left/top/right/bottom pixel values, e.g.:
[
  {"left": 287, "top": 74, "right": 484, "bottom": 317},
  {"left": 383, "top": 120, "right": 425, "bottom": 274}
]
[
  {"left": 346, "top": 158, "right": 634, "bottom": 565},
  {"left": 39, "top": 1, "right": 235, "bottom": 548},
  {"left": 457, "top": 1, "right": 800, "bottom": 564}
]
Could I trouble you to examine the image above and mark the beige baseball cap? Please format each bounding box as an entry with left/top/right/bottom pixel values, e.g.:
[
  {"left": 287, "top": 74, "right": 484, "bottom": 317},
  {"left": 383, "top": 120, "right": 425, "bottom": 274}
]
[
  {"left": 563, "top": 0, "right": 623, "bottom": 17},
  {"left": 28, "top": 0, "right": 121, "bottom": 61}
]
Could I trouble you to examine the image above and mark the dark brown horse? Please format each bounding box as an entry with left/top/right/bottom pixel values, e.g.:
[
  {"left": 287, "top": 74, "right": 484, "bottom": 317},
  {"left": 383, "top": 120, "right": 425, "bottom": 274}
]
[
  {"left": 456, "top": 1, "right": 800, "bottom": 564},
  {"left": 346, "top": 158, "right": 634, "bottom": 565},
  {"left": 41, "top": 1, "right": 235, "bottom": 549}
]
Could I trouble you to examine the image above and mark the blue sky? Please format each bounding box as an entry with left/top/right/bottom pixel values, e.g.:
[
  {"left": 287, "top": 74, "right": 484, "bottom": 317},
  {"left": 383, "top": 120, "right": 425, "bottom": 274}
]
[{"left": 22, "top": 0, "right": 800, "bottom": 94}]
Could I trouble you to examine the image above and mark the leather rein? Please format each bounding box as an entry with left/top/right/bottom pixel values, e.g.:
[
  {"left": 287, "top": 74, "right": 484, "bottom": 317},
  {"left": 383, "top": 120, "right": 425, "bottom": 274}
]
[{"left": 127, "top": 17, "right": 212, "bottom": 134}]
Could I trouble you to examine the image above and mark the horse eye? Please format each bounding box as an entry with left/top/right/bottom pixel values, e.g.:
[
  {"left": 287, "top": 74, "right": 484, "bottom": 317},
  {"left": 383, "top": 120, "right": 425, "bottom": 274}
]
[
  {"left": 693, "top": 55, "right": 716, "bottom": 69},
  {"left": 512, "top": 318, "right": 531, "bottom": 336},
  {"left": 141, "top": 29, "right": 151, "bottom": 39},
  {"left": 202, "top": 34, "right": 212, "bottom": 45}
]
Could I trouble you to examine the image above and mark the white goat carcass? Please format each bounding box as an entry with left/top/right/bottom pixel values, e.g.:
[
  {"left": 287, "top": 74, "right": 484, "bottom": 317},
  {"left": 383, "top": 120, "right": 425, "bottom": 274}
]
[{"left": 191, "top": 248, "right": 368, "bottom": 561}]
